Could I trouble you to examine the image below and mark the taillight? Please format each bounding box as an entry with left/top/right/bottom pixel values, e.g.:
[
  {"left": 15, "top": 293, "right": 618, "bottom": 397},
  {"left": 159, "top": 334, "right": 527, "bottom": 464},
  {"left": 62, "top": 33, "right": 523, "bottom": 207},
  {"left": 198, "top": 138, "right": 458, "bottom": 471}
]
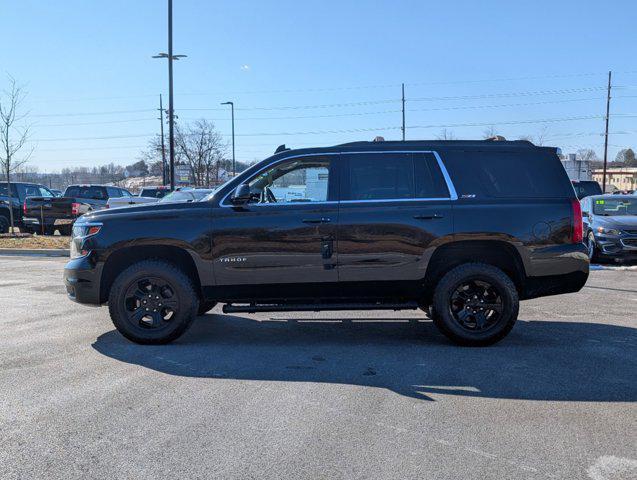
[
  {"left": 71, "top": 202, "right": 80, "bottom": 215},
  {"left": 23, "top": 201, "right": 27, "bottom": 215},
  {"left": 571, "top": 198, "right": 583, "bottom": 244}
]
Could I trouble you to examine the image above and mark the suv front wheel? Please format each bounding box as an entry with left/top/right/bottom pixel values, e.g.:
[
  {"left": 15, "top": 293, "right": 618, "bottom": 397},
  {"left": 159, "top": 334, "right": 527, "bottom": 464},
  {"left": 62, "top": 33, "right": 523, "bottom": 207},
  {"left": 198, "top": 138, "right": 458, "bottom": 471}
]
[
  {"left": 108, "top": 260, "right": 198, "bottom": 344},
  {"left": 432, "top": 263, "right": 519, "bottom": 346}
]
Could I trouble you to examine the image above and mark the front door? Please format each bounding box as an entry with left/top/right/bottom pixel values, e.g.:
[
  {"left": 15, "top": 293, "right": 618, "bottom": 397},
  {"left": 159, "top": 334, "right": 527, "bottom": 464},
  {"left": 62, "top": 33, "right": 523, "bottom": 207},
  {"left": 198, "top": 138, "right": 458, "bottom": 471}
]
[
  {"left": 337, "top": 151, "right": 455, "bottom": 287},
  {"left": 212, "top": 154, "right": 338, "bottom": 295}
]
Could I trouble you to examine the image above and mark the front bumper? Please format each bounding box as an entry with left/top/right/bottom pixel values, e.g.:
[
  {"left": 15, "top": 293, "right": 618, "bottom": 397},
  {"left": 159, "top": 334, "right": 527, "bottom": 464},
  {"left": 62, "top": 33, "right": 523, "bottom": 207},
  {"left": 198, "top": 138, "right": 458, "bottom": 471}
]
[
  {"left": 63, "top": 255, "right": 103, "bottom": 305},
  {"left": 595, "top": 234, "right": 637, "bottom": 261}
]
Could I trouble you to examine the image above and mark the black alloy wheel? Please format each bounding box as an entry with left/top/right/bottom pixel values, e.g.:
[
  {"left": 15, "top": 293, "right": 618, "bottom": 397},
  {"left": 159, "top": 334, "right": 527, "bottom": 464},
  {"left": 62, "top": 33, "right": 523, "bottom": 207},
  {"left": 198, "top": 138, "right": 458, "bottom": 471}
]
[
  {"left": 449, "top": 279, "right": 503, "bottom": 332},
  {"left": 123, "top": 276, "right": 180, "bottom": 331}
]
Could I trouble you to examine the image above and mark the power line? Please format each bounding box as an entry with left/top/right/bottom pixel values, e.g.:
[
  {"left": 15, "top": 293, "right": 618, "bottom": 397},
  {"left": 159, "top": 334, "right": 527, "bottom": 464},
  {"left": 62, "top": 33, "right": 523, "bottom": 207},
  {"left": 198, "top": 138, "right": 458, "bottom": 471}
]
[
  {"left": 30, "top": 109, "right": 155, "bottom": 118},
  {"left": 35, "top": 118, "right": 155, "bottom": 127}
]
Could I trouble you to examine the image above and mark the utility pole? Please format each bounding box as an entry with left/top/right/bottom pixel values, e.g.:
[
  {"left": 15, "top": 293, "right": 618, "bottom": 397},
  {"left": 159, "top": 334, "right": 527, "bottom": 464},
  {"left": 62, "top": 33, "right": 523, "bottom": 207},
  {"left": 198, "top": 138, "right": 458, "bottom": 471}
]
[
  {"left": 158, "top": 94, "right": 167, "bottom": 186},
  {"left": 602, "top": 71, "right": 612, "bottom": 193},
  {"left": 167, "top": 0, "right": 175, "bottom": 190},
  {"left": 152, "top": 0, "right": 186, "bottom": 191},
  {"left": 221, "top": 101, "right": 235, "bottom": 177},
  {"left": 401, "top": 83, "right": 406, "bottom": 141}
]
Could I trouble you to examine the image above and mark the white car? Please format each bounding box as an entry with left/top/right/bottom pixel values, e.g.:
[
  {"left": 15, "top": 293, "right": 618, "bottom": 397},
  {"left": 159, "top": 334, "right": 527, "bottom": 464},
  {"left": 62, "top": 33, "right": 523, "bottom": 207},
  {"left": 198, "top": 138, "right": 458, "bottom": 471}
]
[{"left": 106, "top": 195, "right": 160, "bottom": 209}]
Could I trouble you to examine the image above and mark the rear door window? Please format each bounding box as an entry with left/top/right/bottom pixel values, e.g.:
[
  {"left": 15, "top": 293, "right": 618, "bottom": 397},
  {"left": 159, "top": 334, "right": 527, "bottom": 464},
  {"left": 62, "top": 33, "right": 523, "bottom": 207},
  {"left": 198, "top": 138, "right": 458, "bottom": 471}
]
[{"left": 343, "top": 152, "right": 449, "bottom": 201}]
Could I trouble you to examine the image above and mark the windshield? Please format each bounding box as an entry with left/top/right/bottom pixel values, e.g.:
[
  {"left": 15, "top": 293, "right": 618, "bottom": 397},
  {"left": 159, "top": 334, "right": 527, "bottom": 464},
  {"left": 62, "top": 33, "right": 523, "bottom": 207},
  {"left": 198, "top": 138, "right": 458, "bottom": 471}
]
[
  {"left": 593, "top": 198, "right": 637, "bottom": 216},
  {"left": 159, "top": 191, "right": 195, "bottom": 203}
]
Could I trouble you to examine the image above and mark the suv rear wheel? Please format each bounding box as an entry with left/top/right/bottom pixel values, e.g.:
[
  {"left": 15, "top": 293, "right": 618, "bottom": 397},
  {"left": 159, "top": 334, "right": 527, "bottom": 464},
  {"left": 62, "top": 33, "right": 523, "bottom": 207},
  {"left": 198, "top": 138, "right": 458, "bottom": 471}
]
[
  {"left": 432, "top": 263, "right": 519, "bottom": 346},
  {"left": 108, "top": 260, "right": 198, "bottom": 344}
]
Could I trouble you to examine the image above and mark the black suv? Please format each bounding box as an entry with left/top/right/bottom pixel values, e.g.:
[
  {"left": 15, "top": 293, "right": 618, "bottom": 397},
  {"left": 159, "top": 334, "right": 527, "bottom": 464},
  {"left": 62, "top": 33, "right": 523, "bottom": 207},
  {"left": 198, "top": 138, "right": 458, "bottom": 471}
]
[{"left": 64, "top": 140, "right": 589, "bottom": 346}]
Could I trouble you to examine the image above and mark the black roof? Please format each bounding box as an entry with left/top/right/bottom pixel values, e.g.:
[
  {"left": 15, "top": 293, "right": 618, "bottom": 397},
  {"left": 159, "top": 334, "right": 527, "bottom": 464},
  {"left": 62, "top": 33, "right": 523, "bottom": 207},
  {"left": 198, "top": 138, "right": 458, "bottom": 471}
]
[
  {"left": 336, "top": 139, "right": 536, "bottom": 149},
  {"left": 271, "top": 139, "right": 544, "bottom": 158}
]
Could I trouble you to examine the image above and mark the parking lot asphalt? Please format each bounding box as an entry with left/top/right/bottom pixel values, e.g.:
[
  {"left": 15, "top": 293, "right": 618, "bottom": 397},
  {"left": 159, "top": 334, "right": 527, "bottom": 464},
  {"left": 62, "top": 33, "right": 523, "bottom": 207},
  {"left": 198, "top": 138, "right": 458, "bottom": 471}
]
[{"left": 0, "top": 257, "right": 635, "bottom": 480}]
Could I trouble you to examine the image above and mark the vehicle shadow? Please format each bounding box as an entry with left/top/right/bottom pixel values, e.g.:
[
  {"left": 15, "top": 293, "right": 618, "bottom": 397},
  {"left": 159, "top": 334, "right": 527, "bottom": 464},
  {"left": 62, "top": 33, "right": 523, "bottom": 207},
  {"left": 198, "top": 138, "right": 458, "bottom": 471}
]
[{"left": 92, "top": 315, "right": 637, "bottom": 402}]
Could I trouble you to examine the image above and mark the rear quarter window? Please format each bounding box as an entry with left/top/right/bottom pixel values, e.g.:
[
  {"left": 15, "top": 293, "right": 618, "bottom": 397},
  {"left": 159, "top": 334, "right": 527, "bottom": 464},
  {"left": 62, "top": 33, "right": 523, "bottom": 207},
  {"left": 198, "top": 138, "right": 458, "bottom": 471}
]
[{"left": 443, "top": 150, "right": 573, "bottom": 198}]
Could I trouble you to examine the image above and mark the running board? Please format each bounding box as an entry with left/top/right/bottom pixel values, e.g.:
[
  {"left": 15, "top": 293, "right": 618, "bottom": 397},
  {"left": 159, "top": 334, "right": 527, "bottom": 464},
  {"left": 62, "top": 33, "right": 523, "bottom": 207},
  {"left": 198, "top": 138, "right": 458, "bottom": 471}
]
[{"left": 222, "top": 302, "right": 419, "bottom": 314}]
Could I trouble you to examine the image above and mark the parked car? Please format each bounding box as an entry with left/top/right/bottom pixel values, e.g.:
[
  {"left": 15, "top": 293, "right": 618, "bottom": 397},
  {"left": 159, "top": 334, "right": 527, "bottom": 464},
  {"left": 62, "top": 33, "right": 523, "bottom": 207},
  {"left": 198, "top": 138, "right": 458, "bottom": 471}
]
[
  {"left": 63, "top": 184, "right": 133, "bottom": 210},
  {"left": 159, "top": 189, "right": 214, "bottom": 203},
  {"left": 106, "top": 196, "right": 160, "bottom": 209},
  {"left": 23, "top": 184, "right": 133, "bottom": 234},
  {"left": 581, "top": 195, "right": 637, "bottom": 263},
  {"left": 139, "top": 186, "right": 170, "bottom": 199},
  {"left": 611, "top": 189, "right": 635, "bottom": 195},
  {"left": 0, "top": 182, "right": 58, "bottom": 233},
  {"left": 50, "top": 189, "right": 63, "bottom": 197},
  {"left": 572, "top": 180, "right": 602, "bottom": 199},
  {"left": 64, "top": 139, "right": 588, "bottom": 346}
]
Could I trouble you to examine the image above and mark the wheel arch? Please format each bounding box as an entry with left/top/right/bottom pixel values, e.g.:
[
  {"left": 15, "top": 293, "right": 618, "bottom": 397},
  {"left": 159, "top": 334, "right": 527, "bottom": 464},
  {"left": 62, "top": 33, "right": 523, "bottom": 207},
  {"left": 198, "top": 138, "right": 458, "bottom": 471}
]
[
  {"left": 423, "top": 240, "right": 527, "bottom": 304},
  {"left": 100, "top": 244, "right": 203, "bottom": 304}
]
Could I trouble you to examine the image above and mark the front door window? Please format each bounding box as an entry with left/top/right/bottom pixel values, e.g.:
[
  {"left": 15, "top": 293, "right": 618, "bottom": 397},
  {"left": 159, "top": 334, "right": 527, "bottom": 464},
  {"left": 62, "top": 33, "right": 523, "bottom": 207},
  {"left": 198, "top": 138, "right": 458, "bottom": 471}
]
[{"left": 247, "top": 158, "right": 330, "bottom": 204}]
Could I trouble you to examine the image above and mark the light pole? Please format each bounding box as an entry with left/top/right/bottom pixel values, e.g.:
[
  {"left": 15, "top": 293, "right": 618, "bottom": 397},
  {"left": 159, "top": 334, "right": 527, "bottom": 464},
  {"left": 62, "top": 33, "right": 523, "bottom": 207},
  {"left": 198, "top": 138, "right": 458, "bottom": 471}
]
[
  {"left": 153, "top": 0, "right": 186, "bottom": 190},
  {"left": 221, "top": 101, "right": 235, "bottom": 177}
]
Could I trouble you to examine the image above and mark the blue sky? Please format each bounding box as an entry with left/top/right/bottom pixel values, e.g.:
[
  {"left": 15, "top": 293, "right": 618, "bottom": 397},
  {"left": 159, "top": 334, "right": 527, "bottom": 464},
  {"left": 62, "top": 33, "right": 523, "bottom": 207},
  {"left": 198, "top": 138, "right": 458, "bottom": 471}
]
[{"left": 1, "top": 0, "right": 636, "bottom": 171}]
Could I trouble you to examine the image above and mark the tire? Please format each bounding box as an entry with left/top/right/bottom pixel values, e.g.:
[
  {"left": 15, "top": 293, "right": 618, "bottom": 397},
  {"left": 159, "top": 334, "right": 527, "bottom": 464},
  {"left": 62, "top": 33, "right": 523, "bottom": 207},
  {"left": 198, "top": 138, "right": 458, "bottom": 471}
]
[
  {"left": 197, "top": 300, "right": 217, "bottom": 316},
  {"left": 108, "top": 259, "right": 199, "bottom": 345},
  {"left": 0, "top": 216, "right": 9, "bottom": 234},
  {"left": 587, "top": 232, "right": 599, "bottom": 262},
  {"left": 432, "top": 263, "right": 519, "bottom": 347}
]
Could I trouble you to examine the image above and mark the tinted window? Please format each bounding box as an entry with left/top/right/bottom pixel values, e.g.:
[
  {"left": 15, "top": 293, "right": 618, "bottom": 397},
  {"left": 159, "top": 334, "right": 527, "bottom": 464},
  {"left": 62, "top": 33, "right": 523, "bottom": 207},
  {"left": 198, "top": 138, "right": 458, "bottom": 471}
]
[
  {"left": 141, "top": 188, "right": 169, "bottom": 198},
  {"left": 106, "top": 187, "right": 121, "bottom": 198},
  {"left": 65, "top": 186, "right": 107, "bottom": 200},
  {"left": 443, "top": 150, "right": 574, "bottom": 198},
  {"left": 18, "top": 184, "right": 43, "bottom": 198},
  {"left": 573, "top": 181, "right": 602, "bottom": 199},
  {"left": 0, "top": 183, "right": 18, "bottom": 197},
  {"left": 345, "top": 153, "right": 449, "bottom": 201},
  {"left": 348, "top": 153, "right": 412, "bottom": 200},
  {"left": 414, "top": 153, "right": 450, "bottom": 198}
]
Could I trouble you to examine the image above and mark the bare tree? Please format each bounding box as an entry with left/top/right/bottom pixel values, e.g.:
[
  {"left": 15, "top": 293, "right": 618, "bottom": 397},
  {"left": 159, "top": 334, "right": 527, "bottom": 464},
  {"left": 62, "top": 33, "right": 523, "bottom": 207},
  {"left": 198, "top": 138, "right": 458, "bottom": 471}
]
[
  {"left": 0, "top": 76, "right": 32, "bottom": 233},
  {"left": 436, "top": 128, "right": 456, "bottom": 140},
  {"left": 576, "top": 148, "right": 598, "bottom": 163},
  {"left": 482, "top": 125, "right": 498, "bottom": 139},
  {"left": 535, "top": 126, "right": 550, "bottom": 146},
  {"left": 174, "top": 119, "right": 227, "bottom": 186}
]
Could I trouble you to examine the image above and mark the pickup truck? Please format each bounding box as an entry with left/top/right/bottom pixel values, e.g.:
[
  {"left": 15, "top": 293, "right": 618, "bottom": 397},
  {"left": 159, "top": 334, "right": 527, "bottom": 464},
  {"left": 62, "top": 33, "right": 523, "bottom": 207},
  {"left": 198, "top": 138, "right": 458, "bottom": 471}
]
[
  {"left": 65, "top": 139, "right": 589, "bottom": 347},
  {"left": 0, "top": 182, "right": 58, "bottom": 233},
  {"left": 105, "top": 186, "right": 170, "bottom": 209},
  {"left": 22, "top": 184, "right": 133, "bottom": 234}
]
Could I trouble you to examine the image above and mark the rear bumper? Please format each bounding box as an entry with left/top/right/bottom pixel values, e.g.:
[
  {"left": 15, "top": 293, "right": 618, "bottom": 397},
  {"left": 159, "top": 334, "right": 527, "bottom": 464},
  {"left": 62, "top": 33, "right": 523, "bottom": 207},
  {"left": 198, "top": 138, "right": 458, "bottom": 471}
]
[
  {"left": 521, "top": 243, "right": 589, "bottom": 300},
  {"left": 63, "top": 255, "right": 103, "bottom": 305}
]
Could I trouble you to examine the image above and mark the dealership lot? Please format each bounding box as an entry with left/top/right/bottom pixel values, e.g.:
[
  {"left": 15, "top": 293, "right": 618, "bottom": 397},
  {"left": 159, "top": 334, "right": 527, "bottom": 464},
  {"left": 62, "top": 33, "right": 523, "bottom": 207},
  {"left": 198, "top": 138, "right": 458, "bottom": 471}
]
[{"left": 0, "top": 257, "right": 635, "bottom": 479}]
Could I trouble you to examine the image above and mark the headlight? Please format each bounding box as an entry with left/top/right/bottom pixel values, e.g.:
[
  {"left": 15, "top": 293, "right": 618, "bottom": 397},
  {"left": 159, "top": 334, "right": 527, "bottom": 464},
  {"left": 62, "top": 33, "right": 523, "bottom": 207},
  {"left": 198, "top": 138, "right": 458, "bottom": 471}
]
[
  {"left": 70, "top": 223, "right": 102, "bottom": 259},
  {"left": 596, "top": 226, "right": 621, "bottom": 236}
]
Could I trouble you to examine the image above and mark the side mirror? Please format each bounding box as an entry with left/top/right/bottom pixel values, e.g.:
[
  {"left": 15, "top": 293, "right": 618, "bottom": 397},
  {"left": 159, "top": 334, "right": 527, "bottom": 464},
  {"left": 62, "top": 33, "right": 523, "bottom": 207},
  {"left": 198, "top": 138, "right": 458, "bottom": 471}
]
[{"left": 230, "top": 183, "right": 251, "bottom": 205}]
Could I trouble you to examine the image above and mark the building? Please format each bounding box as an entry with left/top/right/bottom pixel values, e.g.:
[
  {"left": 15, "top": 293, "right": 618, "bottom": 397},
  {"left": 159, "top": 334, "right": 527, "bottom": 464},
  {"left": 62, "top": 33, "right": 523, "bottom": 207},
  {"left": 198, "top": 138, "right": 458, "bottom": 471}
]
[
  {"left": 561, "top": 153, "right": 592, "bottom": 181},
  {"left": 591, "top": 167, "right": 637, "bottom": 192}
]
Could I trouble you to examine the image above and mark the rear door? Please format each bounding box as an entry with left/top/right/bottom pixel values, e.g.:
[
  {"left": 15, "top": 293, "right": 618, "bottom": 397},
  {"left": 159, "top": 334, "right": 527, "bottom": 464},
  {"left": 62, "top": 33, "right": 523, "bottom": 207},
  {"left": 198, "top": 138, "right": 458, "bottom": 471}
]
[{"left": 337, "top": 151, "right": 455, "bottom": 283}]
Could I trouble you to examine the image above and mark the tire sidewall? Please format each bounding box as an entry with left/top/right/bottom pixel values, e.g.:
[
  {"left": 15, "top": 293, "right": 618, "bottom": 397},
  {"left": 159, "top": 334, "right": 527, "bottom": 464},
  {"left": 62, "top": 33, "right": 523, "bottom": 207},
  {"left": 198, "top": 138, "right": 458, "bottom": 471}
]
[
  {"left": 433, "top": 264, "right": 519, "bottom": 346},
  {"left": 109, "top": 260, "right": 198, "bottom": 344}
]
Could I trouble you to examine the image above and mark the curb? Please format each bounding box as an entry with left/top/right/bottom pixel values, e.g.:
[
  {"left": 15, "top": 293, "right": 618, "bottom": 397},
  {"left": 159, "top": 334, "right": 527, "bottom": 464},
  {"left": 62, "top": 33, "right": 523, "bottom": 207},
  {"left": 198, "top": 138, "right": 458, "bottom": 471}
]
[{"left": 0, "top": 248, "right": 69, "bottom": 257}]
